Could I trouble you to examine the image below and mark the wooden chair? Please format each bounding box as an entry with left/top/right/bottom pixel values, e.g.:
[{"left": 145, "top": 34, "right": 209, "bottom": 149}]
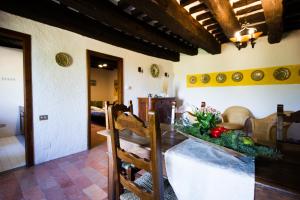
[
  {"left": 277, "top": 104, "right": 300, "bottom": 142},
  {"left": 105, "top": 100, "right": 133, "bottom": 130},
  {"left": 109, "top": 103, "right": 177, "bottom": 200},
  {"left": 218, "top": 106, "right": 252, "bottom": 130}
]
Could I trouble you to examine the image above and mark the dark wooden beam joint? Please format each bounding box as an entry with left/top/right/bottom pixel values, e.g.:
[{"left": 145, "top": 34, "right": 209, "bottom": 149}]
[
  {"left": 261, "top": 0, "right": 283, "bottom": 44},
  {"left": 0, "top": 0, "right": 179, "bottom": 61},
  {"left": 58, "top": 0, "right": 197, "bottom": 55},
  {"left": 201, "top": 0, "right": 241, "bottom": 38},
  {"left": 120, "top": 0, "right": 221, "bottom": 54}
]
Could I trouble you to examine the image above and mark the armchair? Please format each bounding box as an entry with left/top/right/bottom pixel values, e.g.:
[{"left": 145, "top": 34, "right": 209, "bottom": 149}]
[
  {"left": 249, "top": 112, "right": 292, "bottom": 147},
  {"left": 218, "top": 106, "right": 252, "bottom": 130}
]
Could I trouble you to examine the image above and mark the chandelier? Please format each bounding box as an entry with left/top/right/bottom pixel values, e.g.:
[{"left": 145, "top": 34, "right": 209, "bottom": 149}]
[{"left": 230, "top": 23, "right": 263, "bottom": 50}]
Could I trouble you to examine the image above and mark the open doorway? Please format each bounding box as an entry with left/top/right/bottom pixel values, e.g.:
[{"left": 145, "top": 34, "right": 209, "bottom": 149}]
[
  {"left": 87, "top": 50, "right": 123, "bottom": 149},
  {"left": 0, "top": 28, "right": 33, "bottom": 171}
]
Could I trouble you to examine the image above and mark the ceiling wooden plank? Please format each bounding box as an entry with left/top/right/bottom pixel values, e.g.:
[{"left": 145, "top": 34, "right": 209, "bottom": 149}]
[
  {"left": 180, "top": 0, "right": 198, "bottom": 7},
  {"left": 202, "top": 0, "right": 241, "bottom": 38},
  {"left": 0, "top": 0, "right": 179, "bottom": 61},
  {"left": 58, "top": 0, "right": 197, "bottom": 55},
  {"left": 189, "top": 3, "right": 207, "bottom": 14},
  {"left": 236, "top": 4, "right": 263, "bottom": 16},
  {"left": 261, "top": 0, "right": 283, "bottom": 43},
  {"left": 206, "top": 24, "right": 220, "bottom": 31},
  {"left": 232, "top": 0, "right": 259, "bottom": 9},
  {"left": 239, "top": 11, "right": 265, "bottom": 24},
  {"left": 202, "top": 18, "right": 216, "bottom": 26},
  {"left": 196, "top": 12, "right": 213, "bottom": 21},
  {"left": 119, "top": 0, "right": 221, "bottom": 54}
]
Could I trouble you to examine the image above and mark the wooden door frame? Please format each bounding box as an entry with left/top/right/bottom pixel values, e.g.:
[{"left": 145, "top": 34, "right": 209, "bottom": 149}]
[
  {"left": 0, "top": 27, "right": 34, "bottom": 167},
  {"left": 86, "top": 50, "right": 123, "bottom": 149}
]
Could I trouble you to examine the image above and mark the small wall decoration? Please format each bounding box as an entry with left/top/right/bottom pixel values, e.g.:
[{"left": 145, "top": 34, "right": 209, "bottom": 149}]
[
  {"left": 186, "top": 64, "right": 300, "bottom": 88},
  {"left": 189, "top": 76, "right": 197, "bottom": 84},
  {"left": 150, "top": 64, "right": 160, "bottom": 78},
  {"left": 114, "top": 80, "right": 118, "bottom": 96},
  {"left": 201, "top": 74, "right": 210, "bottom": 83},
  {"left": 55, "top": 52, "right": 73, "bottom": 67},
  {"left": 90, "top": 80, "right": 96, "bottom": 86},
  {"left": 251, "top": 70, "right": 264, "bottom": 81},
  {"left": 216, "top": 73, "right": 226, "bottom": 83},
  {"left": 273, "top": 67, "right": 291, "bottom": 81},
  {"left": 232, "top": 72, "right": 243, "bottom": 82}
]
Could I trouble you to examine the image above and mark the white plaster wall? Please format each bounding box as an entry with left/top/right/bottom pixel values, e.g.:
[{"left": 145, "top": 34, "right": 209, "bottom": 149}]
[
  {"left": 0, "top": 46, "right": 24, "bottom": 137},
  {"left": 0, "top": 11, "right": 174, "bottom": 164},
  {"left": 90, "top": 68, "right": 118, "bottom": 103},
  {"left": 173, "top": 30, "right": 300, "bottom": 139}
]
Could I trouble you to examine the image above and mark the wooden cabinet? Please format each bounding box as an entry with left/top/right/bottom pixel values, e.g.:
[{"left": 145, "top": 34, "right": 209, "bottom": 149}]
[{"left": 138, "top": 97, "right": 176, "bottom": 124}]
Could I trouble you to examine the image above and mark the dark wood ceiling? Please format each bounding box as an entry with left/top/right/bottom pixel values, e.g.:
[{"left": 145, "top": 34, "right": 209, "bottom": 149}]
[{"left": 1, "top": 0, "right": 299, "bottom": 61}]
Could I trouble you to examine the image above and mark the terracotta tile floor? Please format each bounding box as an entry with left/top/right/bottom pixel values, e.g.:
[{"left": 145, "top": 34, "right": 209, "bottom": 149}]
[{"left": 0, "top": 142, "right": 109, "bottom": 200}]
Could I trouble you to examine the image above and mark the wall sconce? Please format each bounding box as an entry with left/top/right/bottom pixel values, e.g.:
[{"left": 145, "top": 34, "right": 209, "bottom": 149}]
[
  {"left": 138, "top": 67, "right": 143, "bottom": 73},
  {"left": 164, "top": 72, "right": 169, "bottom": 77}
]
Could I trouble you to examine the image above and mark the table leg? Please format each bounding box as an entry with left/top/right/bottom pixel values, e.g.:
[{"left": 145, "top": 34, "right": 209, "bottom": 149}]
[{"left": 106, "top": 135, "right": 116, "bottom": 200}]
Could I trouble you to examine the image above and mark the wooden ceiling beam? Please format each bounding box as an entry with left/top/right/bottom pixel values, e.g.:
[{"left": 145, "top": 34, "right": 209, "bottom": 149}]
[
  {"left": 119, "top": 0, "right": 221, "bottom": 54},
  {"left": 261, "top": 0, "right": 283, "bottom": 43},
  {"left": 232, "top": 0, "right": 259, "bottom": 9},
  {"left": 58, "top": 0, "right": 197, "bottom": 55},
  {"left": 201, "top": 0, "right": 241, "bottom": 38},
  {"left": 180, "top": 0, "right": 198, "bottom": 7},
  {"left": 0, "top": 0, "right": 179, "bottom": 61}
]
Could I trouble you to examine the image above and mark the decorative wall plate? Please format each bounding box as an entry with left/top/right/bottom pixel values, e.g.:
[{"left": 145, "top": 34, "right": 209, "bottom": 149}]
[
  {"left": 251, "top": 70, "right": 264, "bottom": 81},
  {"left": 150, "top": 64, "right": 160, "bottom": 78},
  {"left": 273, "top": 67, "right": 291, "bottom": 81},
  {"left": 189, "top": 76, "right": 197, "bottom": 84},
  {"left": 216, "top": 73, "right": 226, "bottom": 83},
  {"left": 201, "top": 74, "right": 210, "bottom": 83},
  {"left": 55, "top": 52, "right": 73, "bottom": 67},
  {"left": 232, "top": 72, "right": 243, "bottom": 82}
]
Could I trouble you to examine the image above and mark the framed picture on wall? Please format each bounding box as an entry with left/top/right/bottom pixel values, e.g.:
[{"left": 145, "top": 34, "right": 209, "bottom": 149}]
[
  {"left": 114, "top": 80, "right": 118, "bottom": 96},
  {"left": 90, "top": 80, "right": 96, "bottom": 86}
]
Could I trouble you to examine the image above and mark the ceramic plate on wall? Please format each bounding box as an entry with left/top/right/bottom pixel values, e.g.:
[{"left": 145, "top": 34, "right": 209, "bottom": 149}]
[
  {"left": 201, "top": 74, "right": 210, "bottom": 83},
  {"left": 216, "top": 73, "right": 226, "bottom": 83},
  {"left": 232, "top": 72, "right": 243, "bottom": 82},
  {"left": 251, "top": 70, "right": 264, "bottom": 81},
  {"left": 189, "top": 76, "right": 197, "bottom": 84},
  {"left": 273, "top": 67, "right": 291, "bottom": 81},
  {"left": 55, "top": 52, "right": 73, "bottom": 67},
  {"left": 150, "top": 64, "right": 160, "bottom": 78}
]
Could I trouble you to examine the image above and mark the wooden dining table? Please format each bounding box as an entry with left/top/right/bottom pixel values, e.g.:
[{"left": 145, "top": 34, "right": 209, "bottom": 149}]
[{"left": 98, "top": 124, "right": 300, "bottom": 200}]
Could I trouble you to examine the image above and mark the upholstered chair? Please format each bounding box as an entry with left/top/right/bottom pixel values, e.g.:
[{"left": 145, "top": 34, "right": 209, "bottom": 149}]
[
  {"left": 250, "top": 112, "right": 292, "bottom": 147},
  {"left": 218, "top": 106, "right": 252, "bottom": 130}
]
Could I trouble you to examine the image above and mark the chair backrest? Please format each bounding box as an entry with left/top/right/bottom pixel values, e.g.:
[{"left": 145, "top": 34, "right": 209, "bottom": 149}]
[
  {"left": 223, "top": 106, "right": 252, "bottom": 126},
  {"left": 153, "top": 99, "right": 176, "bottom": 124},
  {"left": 104, "top": 100, "right": 133, "bottom": 130},
  {"left": 277, "top": 104, "right": 300, "bottom": 141},
  {"left": 109, "top": 103, "right": 163, "bottom": 200}
]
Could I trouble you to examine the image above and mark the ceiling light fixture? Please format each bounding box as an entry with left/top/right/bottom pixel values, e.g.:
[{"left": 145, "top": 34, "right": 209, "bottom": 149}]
[
  {"left": 98, "top": 64, "right": 103, "bottom": 68},
  {"left": 230, "top": 0, "right": 263, "bottom": 50},
  {"left": 230, "top": 24, "right": 262, "bottom": 50}
]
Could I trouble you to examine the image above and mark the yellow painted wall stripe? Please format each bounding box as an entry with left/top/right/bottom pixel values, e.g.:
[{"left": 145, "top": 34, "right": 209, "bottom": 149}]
[{"left": 187, "top": 65, "right": 300, "bottom": 88}]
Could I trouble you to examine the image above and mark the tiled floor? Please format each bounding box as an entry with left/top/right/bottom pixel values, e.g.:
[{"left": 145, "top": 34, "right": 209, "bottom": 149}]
[
  {"left": 0, "top": 135, "right": 25, "bottom": 172},
  {"left": 0, "top": 142, "right": 109, "bottom": 200}
]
